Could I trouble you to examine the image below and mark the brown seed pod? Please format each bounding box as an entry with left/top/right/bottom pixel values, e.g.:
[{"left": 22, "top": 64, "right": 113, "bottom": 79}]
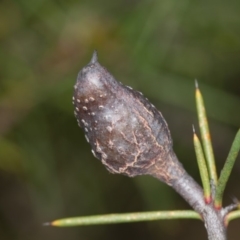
[
  {"left": 73, "top": 53, "right": 228, "bottom": 240},
  {"left": 73, "top": 51, "right": 185, "bottom": 185}
]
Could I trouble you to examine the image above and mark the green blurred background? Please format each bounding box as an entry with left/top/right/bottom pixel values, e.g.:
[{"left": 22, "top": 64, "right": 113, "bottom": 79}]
[{"left": 0, "top": 0, "right": 240, "bottom": 239}]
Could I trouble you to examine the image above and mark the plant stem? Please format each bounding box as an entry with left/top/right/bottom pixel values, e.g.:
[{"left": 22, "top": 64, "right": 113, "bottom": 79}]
[
  {"left": 155, "top": 151, "right": 227, "bottom": 240},
  {"left": 173, "top": 174, "right": 226, "bottom": 240}
]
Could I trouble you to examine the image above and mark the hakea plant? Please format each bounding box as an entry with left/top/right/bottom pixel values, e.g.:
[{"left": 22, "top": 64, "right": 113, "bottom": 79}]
[{"left": 45, "top": 52, "right": 240, "bottom": 240}]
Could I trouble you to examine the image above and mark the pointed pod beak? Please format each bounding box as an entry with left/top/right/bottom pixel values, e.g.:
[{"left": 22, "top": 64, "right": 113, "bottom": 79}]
[{"left": 90, "top": 50, "right": 98, "bottom": 64}]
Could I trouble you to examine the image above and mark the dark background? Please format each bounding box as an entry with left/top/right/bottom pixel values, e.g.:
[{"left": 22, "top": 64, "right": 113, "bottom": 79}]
[{"left": 0, "top": 0, "right": 240, "bottom": 239}]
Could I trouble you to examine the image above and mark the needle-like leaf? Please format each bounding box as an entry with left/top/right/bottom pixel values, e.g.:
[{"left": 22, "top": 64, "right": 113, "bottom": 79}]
[
  {"left": 225, "top": 209, "right": 240, "bottom": 226},
  {"left": 214, "top": 129, "right": 240, "bottom": 208},
  {"left": 193, "top": 126, "right": 211, "bottom": 203},
  {"left": 45, "top": 210, "right": 201, "bottom": 227},
  {"left": 195, "top": 80, "right": 218, "bottom": 186}
]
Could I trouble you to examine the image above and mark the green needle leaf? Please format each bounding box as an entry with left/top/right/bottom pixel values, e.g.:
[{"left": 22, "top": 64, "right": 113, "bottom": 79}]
[
  {"left": 225, "top": 209, "right": 240, "bottom": 225},
  {"left": 193, "top": 126, "right": 211, "bottom": 203},
  {"left": 214, "top": 129, "right": 240, "bottom": 208},
  {"left": 45, "top": 210, "right": 201, "bottom": 227},
  {"left": 195, "top": 80, "right": 218, "bottom": 186}
]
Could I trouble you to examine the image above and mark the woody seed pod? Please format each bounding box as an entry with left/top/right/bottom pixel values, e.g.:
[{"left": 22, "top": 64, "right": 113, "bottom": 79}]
[
  {"left": 73, "top": 51, "right": 187, "bottom": 185},
  {"left": 72, "top": 57, "right": 229, "bottom": 240}
]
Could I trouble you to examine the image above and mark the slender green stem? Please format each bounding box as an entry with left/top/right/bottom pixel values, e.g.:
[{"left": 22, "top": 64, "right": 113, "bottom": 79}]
[
  {"left": 193, "top": 127, "right": 211, "bottom": 203},
  {"left": 215, "top": 129, "right": 240, "bottom": 208},
  {"left": 195, "top": 81, "right": 218, "bottom": 186},
  {"left": 225, "top": 209, "right": 240, "bottom": 226},
  {"left": 45, "top": 210, "right": 201, "bottom": 227}
]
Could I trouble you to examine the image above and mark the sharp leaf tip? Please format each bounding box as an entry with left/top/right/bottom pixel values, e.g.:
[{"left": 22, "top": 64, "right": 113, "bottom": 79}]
[
  {"left": 192, "top": 124, "right": 196, "bottom": 133},
  {"left": 195, "top": 79, "right": 199, "bottom": 89},
  {"left": 43, "top": 222, "right": 52, "bottom": 227}
]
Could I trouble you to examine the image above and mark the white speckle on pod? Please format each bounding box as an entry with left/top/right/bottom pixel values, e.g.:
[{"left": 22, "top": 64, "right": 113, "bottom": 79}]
[
  {"left": 99, "top": 105, "right": 104, "bottom": 109},
  {"left": 91, "top": 149, "right": 97, "bottom": 157},
  {"left": 91, "top": 112, "right": 95, "bottom": 116},
  {"left": 83, "top": 106, "right": 88, "bottom": 111},
  {"left": 85, "top": 135, "right": 89, "bottom": 142},
  {"left": 96, "top": 145, "right": 102, "bottom": 153},
  {"left": 85, "top": 99, "right": 89, "bottom": 103},
  {"left": 89, "top": 97, "right": 95, "bottom": 102},
  {"left": 108, "top": 140, "right": 113, "bottom": 148},
  {"left": 84, "top": 128, "right": 88, "bottom": 132},
  {"left": 117, "top": 147, "right": 124, "bottom": 154},
  {"left": 106, "top": 126, "right": 112, "bottom": 132},
  {"left": 72, "top": 96, "right": 75, "bottom": 101},
  {"left": 77, "top": 99, "right": 80, "bottom": 103},
  {"left": 76, "top": 107, "right": 79, "bottom": 111},
  {"left": 104, "top": 115, "right": 111, "bottom": 121},
  {"left": 102, "top": 152, "right": 107, "bottom": 159}
]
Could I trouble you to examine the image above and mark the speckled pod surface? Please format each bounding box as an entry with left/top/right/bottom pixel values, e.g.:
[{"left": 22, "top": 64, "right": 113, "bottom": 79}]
[
  {"left": 72, "top": 56, "right": 229, "bottom": 240},
  {"left": 73, "top": 51, "right": 184, "bottom": 184}
]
